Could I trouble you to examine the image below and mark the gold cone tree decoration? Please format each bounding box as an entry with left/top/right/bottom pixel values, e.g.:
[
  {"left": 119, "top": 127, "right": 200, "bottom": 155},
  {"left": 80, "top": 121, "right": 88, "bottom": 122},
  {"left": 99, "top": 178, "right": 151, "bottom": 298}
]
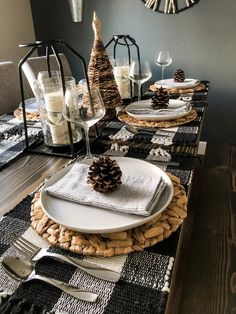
[{"left": 87, "top": 12, "right": 123, "bottom": 113}]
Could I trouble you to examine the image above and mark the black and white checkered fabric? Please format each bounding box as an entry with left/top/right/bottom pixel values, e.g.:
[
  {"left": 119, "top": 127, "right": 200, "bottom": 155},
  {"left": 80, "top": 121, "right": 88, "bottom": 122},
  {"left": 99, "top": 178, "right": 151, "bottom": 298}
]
[
  {"left": 0, "top": 115, "right": 42, "bottom": 170},
  {"left": 91, "top": 143, "right": 194, "bottom": 188},
  {"left": 98, "top": 102, "right": 206, "bottom": 151},
  {"left": 0, "top": 145, "right": 194, "bottom": 313},
  {"left": 0, "top": 194, "right": 178, "bottom": 313},
  {"left": 0, "top": 85, "right": 209, "bottom": 313}
]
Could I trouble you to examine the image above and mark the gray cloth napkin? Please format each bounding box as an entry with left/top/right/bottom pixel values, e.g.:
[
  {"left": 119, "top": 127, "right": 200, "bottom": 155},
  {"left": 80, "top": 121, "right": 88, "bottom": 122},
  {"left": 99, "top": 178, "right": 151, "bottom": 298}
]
[{"left": 46, "top": 163, "right": 166, "bottom": 216}]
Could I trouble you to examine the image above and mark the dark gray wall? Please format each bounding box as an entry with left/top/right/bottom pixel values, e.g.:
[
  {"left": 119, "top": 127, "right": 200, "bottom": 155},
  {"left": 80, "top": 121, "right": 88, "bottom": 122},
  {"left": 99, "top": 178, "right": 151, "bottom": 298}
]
[{"left": 30, "top": 0, "right": 236, "bottom": 144}]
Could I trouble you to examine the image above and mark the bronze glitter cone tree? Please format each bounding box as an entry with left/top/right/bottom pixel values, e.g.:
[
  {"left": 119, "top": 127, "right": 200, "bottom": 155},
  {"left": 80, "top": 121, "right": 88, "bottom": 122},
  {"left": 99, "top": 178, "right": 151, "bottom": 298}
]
[{"left": 87, "top": 12, "right": 123, "bottom": 119}]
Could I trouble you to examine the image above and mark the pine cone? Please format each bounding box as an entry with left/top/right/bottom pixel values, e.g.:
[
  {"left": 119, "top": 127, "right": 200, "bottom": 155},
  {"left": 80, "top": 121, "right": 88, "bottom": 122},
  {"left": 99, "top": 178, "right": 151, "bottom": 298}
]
[
  {"left": 151, "top": 87, "right": 169, "bottom": 109},
  {"left": 87, "top": 156, "right": 122, "bottom": 193},
  {"left": 173, "top": 69, "right": 185, "bottom": 82}
]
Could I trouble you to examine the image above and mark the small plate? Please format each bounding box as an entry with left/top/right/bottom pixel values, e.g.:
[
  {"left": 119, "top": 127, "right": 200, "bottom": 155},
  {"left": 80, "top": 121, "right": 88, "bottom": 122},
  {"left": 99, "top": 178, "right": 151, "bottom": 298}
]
[
  {"left": 40, "top": 157, "right": 173, "bottom": 234},
  {"left": 19, "top": 98, "right": 39, "bottom": 113},
  {"left": 126, "top": 99, "right": 191, "bottom": 121},
  {"left": 155, "top": 78, "right": 199, "bottom": 89}
]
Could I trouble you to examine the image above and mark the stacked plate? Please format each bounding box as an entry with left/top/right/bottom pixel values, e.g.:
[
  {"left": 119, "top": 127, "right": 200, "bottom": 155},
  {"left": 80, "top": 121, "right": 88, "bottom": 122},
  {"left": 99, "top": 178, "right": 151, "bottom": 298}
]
[
  {"left": 155, "top": 78, "right": 199, "bottom": 89},
  {"left": 125, "top": 99, "right": 191, "bottom": 121},
  {"left": 40, "top": 157, "right": 173, "bottom": 234},
  {"left": 19, "top": 98, "right": 39, "bottom": 114}
]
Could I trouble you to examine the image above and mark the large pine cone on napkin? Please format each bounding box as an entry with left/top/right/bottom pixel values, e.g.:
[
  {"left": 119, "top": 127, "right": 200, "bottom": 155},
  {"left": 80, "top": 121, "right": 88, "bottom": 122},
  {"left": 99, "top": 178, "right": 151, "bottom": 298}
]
[
  {"left": 151, "top": 87, "right": 169, "bottom": 109},
  {"left": 173, "top": 69, "right": 185, "bottom": 82},
  {"left": 87, "top": 156, "right": 122, "bottom": 193}
]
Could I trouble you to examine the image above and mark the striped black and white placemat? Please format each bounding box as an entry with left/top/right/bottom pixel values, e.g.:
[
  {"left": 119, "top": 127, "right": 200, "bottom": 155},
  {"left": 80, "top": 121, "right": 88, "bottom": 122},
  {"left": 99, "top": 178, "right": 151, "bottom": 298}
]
[
  {"left": 0, "top": 115, "right": 43, "bottom": 170},
  {"left": 0, "top": 193, "right": 179, "bottom": 314},
  {"left": 0, "top": 153, "right": 193, "bottom": 313},
  {"left": 91, "top": 138, "right": 195, "bottom": 187},
  {"left": 98, "top": 102, "right": 205, "bottom": 149},
  {"left": 0, "top": 113, "right": 197, "bottom": 313}
]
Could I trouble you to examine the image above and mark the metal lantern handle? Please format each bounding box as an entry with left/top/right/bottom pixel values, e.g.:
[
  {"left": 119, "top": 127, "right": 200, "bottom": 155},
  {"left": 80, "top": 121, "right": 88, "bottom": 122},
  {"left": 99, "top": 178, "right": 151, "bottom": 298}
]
[{"left": 105, "top": 35, "right": 141, "bottom": 66}]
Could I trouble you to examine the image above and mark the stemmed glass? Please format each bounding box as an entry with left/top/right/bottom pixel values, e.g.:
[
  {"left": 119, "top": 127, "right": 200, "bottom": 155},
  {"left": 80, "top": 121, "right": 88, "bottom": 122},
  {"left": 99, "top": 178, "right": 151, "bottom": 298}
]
[
  {"left": 128, "top": 60, "right": 152, "bottom": 101},
  {"left": 155, "top": 50, "right": 172, "bottom": 80},
  {"left": 63, "top": 82, "right": 105, "bottom": 160}
]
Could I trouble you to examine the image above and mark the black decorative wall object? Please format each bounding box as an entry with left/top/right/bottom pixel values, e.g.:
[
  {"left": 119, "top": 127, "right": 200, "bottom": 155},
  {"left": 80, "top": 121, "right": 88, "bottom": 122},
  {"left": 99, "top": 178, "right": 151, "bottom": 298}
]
[{"left": 141, "top": 0, "right": 200, "bottom": 14}]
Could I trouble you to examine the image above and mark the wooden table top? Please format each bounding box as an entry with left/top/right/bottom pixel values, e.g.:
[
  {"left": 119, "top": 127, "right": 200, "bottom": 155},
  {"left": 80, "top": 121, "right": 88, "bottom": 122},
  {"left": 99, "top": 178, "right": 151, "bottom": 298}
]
[{"left": 0, "top": 154, "right": 68, "bottom": 217}]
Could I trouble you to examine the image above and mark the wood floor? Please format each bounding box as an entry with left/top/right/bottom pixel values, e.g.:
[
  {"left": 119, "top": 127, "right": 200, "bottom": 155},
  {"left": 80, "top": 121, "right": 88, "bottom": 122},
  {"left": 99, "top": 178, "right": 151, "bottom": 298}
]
[{"left": 177, "top": 144, "right": 236, "bottom": 313}]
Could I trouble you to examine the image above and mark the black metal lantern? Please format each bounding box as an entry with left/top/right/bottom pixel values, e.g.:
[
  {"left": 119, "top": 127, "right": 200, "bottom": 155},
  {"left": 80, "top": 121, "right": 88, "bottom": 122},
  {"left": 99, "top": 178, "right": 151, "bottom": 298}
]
[
  {"left": 18, "top": 40, "right": 90, "bottom": 158},
  {"left": 105, "top": 35, "right": 141, "bottom": 101}
]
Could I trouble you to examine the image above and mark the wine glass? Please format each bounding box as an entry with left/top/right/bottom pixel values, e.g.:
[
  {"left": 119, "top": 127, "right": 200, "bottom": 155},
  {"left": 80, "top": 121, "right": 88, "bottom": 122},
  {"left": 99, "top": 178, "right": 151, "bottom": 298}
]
[
  {"left": 63, "top": 82, "right": 105, "bottom": 160},
  {"left": 128, "top": 60, "right": 152, "bottom": 101},
  {"left": 155, "top": 50, "right": 172, "bottom": 80}
]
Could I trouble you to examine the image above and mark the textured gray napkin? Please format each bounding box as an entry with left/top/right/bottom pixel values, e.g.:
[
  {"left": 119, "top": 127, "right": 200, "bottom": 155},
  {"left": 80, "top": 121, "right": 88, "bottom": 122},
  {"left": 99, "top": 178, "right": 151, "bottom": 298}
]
[{"left": 46, "top": 163, "right": 166, "bottom": 216}]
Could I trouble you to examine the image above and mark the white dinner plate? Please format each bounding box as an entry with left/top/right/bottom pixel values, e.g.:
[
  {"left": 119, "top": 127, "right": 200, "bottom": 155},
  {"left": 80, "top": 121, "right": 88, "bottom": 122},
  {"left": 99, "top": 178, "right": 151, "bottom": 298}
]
[
  {"left": 19, "top": 98, "right": 39, "bottom": 113},
  {"left": 126, "top": 99, "right": 191, "bottom": 121},
  {"left": 40, "top": 157, "right": 173, "bottom": 234},
  {"left": 155, "top": 78, "right": 199, "bottom": 89}
]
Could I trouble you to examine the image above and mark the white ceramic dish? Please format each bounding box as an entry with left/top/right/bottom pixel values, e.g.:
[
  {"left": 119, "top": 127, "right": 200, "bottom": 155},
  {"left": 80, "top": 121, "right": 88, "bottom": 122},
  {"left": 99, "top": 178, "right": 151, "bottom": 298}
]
[
  {"left": 19, "top": 98, "right": 39, "bottom": 113},
  {"left": 126, "top": 99, "right": 191, "bottom": 121},
  {"left": 155, "top": 78, "right": 199, "bottom": 89},
  {"left": 40, "top": 157, "right": 173, "bottom": 234}
]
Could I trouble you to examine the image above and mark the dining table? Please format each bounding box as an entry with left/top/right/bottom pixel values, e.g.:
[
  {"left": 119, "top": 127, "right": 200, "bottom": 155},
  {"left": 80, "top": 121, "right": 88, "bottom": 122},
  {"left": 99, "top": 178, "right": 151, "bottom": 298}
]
[{"left": 0, "top": 81, "right": 209, "bottom": 313}]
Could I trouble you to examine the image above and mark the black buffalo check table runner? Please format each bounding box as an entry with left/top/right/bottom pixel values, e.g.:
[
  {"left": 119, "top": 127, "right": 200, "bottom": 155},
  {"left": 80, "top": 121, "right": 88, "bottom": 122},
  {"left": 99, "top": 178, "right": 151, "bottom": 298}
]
[
  {"left": 90, "top": 135, "right": 196, "bottom": 187},
  {"left": 0, "top": 84, "right": 208, "bottom": 313},
  {"left": 0, "top": 160, "right": 193, "bottom": 314},
  {"left": 97, "top": 101, "right": 206, "bottom": 154},
  {"left": 0, "top": 114, "right": 43, "bottom": 170},
  {"left": 0, "top": 194, "right": 176, "bottom": 314}
]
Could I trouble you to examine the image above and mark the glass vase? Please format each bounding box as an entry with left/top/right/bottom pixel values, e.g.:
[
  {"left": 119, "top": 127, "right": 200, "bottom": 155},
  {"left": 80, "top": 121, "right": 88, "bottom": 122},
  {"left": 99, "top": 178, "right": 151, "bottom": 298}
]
[{"left": 34, "top": 76, "right": 83, "bottom": 147}]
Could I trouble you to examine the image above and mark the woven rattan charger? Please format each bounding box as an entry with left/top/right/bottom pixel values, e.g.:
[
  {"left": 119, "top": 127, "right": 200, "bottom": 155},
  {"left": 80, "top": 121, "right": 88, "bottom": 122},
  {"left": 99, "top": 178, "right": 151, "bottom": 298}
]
[
  {"left": 31, "top": 172, "right": 187, "bottom": 257},
  {"left": 118, "top": 109, "right": 197, "bottom": 128},
  {"left": 118, "top": 81, "right": 204, "bottom": 128},
  {"left": 14, "top": 108, "right": 40, "bottom": 122},
  {"left": 149, "top": 81, "right": 206, "bottom": 94}
]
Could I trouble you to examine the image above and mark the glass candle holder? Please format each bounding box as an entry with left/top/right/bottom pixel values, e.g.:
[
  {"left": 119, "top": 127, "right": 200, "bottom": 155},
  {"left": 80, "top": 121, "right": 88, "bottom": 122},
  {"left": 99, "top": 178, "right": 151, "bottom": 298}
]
[
  {"left": 34, "top": 76, "right": 83, "bottom": 147},
  {"left": 111, "top": 58, "right": 131, "bottom": 99}
]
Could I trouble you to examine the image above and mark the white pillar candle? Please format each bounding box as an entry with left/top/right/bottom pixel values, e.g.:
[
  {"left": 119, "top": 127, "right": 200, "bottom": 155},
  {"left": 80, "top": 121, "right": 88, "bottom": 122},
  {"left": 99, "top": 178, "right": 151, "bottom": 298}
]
[
  {"left": 44, "top": 91, "right": 69, "bottom": 145},
  {"left": 44, "top": 91, "right": 64, "bottom": 112},
  {"left": 113, "top": 65, "right": 131, "bottom": 99},
  {"left": 50, "top": 121, "right": 71, "bottom": 145}
]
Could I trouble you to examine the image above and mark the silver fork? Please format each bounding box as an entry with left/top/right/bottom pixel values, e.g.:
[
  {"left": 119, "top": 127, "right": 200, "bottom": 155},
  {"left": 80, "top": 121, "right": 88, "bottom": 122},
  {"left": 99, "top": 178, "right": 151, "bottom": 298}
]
[
  {"left": 124, "top": 125, "right": 169, "bottom": 137},
  {"left": 12, "top": 235, "right": 121, "bottom": 282}
]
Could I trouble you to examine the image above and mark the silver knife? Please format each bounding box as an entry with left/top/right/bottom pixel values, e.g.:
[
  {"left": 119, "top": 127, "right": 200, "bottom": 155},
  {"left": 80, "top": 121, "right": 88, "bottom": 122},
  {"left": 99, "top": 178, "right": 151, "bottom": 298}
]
[{"left": 148, "top": 160, "right": 180, "bottom": 167}]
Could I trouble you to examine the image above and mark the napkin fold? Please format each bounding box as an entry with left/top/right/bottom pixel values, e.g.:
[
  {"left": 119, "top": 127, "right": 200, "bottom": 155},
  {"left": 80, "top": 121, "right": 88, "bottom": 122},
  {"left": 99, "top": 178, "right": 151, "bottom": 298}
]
[{"left": 46, "top": 163, "right": 166, "bottom": 216}]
